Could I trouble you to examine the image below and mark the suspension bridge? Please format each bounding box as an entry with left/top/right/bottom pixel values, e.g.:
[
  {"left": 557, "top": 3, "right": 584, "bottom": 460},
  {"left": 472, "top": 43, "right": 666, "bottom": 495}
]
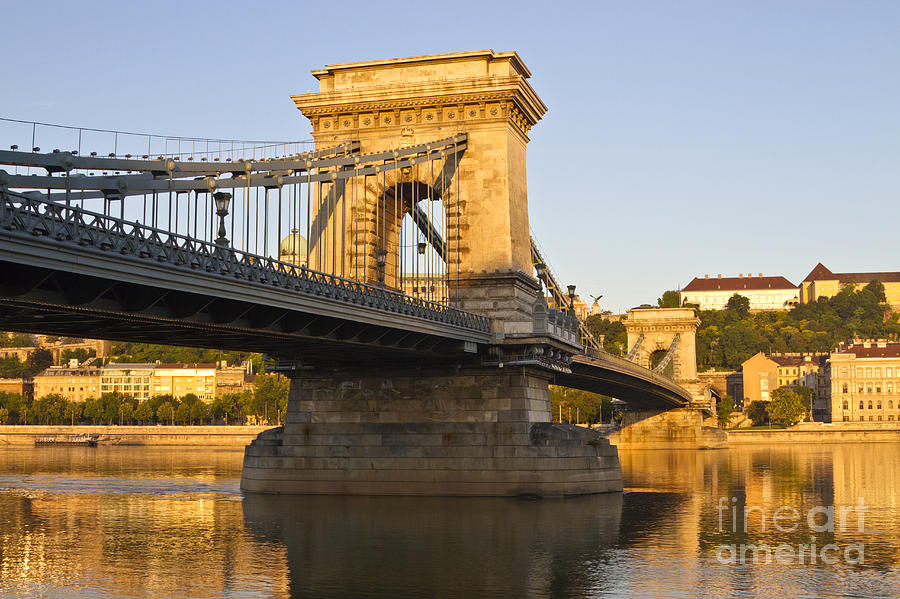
[{"left": 0, "top": 50, "right": 703, "bottom": 496}]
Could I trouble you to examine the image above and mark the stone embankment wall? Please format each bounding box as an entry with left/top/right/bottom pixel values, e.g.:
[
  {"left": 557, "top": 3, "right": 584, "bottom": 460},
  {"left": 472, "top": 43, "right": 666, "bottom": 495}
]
[
  {"left": 0, "top": 425, "right": 271, "bottom": 446},
  {"left": 728, "top": 422, "right": 900, "bottom": 444}
]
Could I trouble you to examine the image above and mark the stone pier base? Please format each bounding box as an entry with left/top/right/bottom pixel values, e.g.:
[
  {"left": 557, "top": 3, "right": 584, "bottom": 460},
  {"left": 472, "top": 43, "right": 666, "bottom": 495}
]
[
  {"left": 607, "top": 408, "right": 727, "bottom": 449},
  {"left": 241, "top": 366, "right": 621, "bottom": 497}
]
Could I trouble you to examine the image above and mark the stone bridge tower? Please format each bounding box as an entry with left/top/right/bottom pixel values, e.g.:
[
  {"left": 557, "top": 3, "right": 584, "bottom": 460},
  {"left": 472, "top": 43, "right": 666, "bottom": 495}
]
[
  {"left": 291, "top": 50, "right": 547, "bottom": 336},
  {"left": 624, "top": 307, "right": 703, "bottom": 403}
]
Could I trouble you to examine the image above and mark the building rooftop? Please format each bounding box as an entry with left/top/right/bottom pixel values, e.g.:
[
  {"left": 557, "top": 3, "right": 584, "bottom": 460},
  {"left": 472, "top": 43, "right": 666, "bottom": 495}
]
[
  {"left": 837, "top": 343, "right": 900, "bottom": 359},
  {"left": 682, "top": 274, "right": 796, "bottom": 292},
  {"left": 36, "top": 367, "right": 101, "bottom": 377}
]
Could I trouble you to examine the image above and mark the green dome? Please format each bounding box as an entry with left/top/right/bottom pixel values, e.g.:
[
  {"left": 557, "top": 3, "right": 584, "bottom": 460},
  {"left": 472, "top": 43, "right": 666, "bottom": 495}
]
[{"left": 279, "top": 229, "right": 308, "bottom": 259}]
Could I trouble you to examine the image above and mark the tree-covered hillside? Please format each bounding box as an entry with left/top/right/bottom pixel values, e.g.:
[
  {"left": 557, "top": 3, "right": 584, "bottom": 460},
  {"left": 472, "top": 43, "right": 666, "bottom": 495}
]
[{"left": 694, "top": 281, "right": 898, "bottom": 371}]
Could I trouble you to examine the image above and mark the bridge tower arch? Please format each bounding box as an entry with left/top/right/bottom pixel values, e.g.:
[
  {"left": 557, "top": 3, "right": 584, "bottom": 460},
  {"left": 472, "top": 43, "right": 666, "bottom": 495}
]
[{"left": 624, "top": 307, "right": 703, "bottom": 403}]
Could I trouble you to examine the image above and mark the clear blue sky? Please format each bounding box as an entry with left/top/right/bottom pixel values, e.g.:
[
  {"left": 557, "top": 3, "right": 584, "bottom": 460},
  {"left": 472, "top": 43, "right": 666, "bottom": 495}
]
[{"left": 3, "top": 1, "right": 898, "bottom": 312}]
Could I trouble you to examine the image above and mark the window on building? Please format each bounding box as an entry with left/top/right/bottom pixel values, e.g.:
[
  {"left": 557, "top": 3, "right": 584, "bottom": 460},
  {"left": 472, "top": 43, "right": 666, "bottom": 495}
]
[
  {"left": 877, "top": 401, "right": 883, "bottom": 409},
  {"left": 889, "top": 383, "right": 894, "bottom": 394},
  {"left": 876, "top": 385, "right": 882, "bottom": 393},
  {"left": 888, "top": 367, "right": 894, "bottom": 377},
  {"left": 842, "top": 383, "right": 849, "bottom": 393},
  {"left": 843, "top": 416, "right": 850, "bottom": 422},
  {"left": 841, "top": 367, "right": 849, "bottom": 377},
  {"left": 875, "top": 368, "right": 882, "bottom": 377},
  {"left": 860, "top": 416, "right": 865, "bottom": 421},
  {"left": 843, "top": 400, "right": 849, "bottom": 410},
  {"left": 860, "top": 401, "right": 865, "bottom": 410},
  {"left": 890, "top": 415, "right": 895, "bottom": 421},
  {"left": 858, "top": 385, "right": 864, "bottom": 394},
  {"left": 890, "top": 400, "right": 895, "bottom": 410},
  {"left": 868, "top": 401, "right": 873, "bottom": 410},
  {"left": 857, "top": 368, "right": 864, "bottom": 378},
  {"left": 878, "top": 415, "right": 883, "bottom": 421}
]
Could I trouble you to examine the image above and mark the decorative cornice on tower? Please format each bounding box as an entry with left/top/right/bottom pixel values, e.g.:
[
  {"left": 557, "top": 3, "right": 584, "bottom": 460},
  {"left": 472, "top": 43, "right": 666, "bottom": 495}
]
[{"left": 292, "top": 50, "right": 547, "bottom": 142}]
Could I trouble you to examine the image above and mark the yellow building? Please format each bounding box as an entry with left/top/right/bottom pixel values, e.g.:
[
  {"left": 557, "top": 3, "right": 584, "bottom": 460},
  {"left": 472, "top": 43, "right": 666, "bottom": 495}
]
[
  {"left": 101, "top": 364, "right": 153, "bottom": 401},
  {"left": 34, "top": 365, "right": 102, "bottom": 402},
  {"left": 829, "top": 341, "right": 900, "bottom": 423},
  {"left": 741, "top": 353, "right": 778, "bottom": 404},
  {"left": 151, "top": 363, "right": 217, "bottom": 402},
  {"left": 800, "top": 263, "right": 900, "bottom": 309},
  {"left": 740, "top": 352, "right": 824, "bottom": 408}
]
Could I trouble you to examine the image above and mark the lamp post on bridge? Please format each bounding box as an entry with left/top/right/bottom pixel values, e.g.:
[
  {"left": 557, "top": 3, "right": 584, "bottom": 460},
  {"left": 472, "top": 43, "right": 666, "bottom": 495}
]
[
  {"left": 376, "top": 249, "right": 387, "bottom": 288},
  {"left": 567, "top": 284, "right": 577, "bottom": 315},
  {"left": 213, "top": 192, "right": 232, "bottom": 247}
]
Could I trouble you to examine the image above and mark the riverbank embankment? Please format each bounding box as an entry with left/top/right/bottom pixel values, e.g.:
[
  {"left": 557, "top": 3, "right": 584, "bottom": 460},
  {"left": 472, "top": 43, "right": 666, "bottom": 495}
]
[
  {"left": 727, "top": 422, "right": 900, "bottom": 444},
  {"left": 0, "top": 425, "right": 271, "bottom": 446}
]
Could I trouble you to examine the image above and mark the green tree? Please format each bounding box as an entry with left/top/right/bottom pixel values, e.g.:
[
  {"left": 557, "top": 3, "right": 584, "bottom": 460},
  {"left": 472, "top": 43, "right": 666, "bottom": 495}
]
[
  {"left": 252, "top": 374, "right": 289, "bottom": 425},
  {"left": 0, "top": 392, "right": 29, "bottom": 424},
  {"left": 863, "top": 280, "right": 886, "bottom": 303},
  {"left": 746, "top": 401, "right": 769, "bottom": 427},
  {"left": 791, "top": 386, "right": 813, "bottom": 420},
  {"left": 175, "top": 394, "right": 208, "bottom": 425},
  {"left": 766, "top": 388, "right": 805, "bottom": 426},
  {"left": 657, "top": 290, "right": 681, "bottom": 308},
  {"left": 549, "top": 386, "right": 611, "bottom": 424},
  {"left": 134, "top": 401, "right": 155, "bottom": 423},
  {"left": 157, "top": 402, "right": 176, "bottom": 426},
  {"left": 716, "top": 395, "right": 735, "bottom": 428},
  {"left": 33, "top": 393, "right": 67, "bottom": 424},
  {"left": 724, "top": 294, "right": 751, "bottom": 319},
  {"left": 82, "top": 398, "right": 102, "bottom": 424},
  {"left": 0, "top": 357, "right": 25, "bottom": 379},
  {"left": 210, "top": 394, "right": 241, "bottom": 425},
  {"left": 0, "top": 407, "right": 7, "bottom": 424},
  {"left": 63, "top": 401, "right": 83, "bottom": 426},
  {"left": 24, "top": 349, "right": 53, "bottom": 378},
  {"left": 119, "top": 402, "right": 134, "bottom": 425},
  {"left": 583, "top": 315, "right": 627, "bottom": 355},
  {"left": 98, "top": 392, "right": 127, "bottom": 425}
]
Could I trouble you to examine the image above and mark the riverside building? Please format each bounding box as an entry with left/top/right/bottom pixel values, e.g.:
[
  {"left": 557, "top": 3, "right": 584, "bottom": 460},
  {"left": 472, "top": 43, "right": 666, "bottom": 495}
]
[
  {"left": 829, "top": 341, "right": 900, "bottom": 423},
  {"left": 680, "top": 274, "right": 798, "bottom": 311}
]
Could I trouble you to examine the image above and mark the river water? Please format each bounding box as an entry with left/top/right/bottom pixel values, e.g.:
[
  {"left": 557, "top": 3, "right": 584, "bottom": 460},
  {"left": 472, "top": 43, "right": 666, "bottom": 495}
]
[{"left": 0, "top": 444, "right": 898, "bottom": 598}]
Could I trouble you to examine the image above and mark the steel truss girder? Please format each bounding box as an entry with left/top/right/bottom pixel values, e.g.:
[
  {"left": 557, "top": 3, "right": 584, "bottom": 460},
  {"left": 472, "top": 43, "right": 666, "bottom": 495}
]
[{"left": 0, "top": 135, "right": 467, "bottom": 198}]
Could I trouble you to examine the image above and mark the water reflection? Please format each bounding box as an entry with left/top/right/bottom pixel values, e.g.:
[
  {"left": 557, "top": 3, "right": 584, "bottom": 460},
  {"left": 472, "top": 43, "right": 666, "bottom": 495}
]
[
  {"left": 0, "top": 444, "right": 898, "bottom": 598},
  {"left": 242, "top": 494, "right": 622, "bottom": 599}
]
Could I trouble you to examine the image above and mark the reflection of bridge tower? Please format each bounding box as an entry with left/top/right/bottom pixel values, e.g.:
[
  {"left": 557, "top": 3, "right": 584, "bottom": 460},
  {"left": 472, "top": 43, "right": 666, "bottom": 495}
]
[
  {"left": 624, "top": 308, "right": 703, "bottom": 404},
  {"left": 292, "top": 50, "right": 546, "bottom": 334}
]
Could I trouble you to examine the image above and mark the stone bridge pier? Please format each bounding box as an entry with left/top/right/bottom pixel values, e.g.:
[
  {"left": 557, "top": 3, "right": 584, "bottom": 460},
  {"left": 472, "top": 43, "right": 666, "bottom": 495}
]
[
  {"left": 242, "top": 364, "right": 620, "bottom": 496},
  {"left": 241, "top": 51, "right": 621, "bottom": 496}
]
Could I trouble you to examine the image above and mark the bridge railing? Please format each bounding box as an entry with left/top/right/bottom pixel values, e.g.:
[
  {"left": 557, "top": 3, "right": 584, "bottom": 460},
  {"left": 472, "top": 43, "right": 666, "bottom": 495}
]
[{"left": 0, "top": 187, "right": 492, "bottom": 334}]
